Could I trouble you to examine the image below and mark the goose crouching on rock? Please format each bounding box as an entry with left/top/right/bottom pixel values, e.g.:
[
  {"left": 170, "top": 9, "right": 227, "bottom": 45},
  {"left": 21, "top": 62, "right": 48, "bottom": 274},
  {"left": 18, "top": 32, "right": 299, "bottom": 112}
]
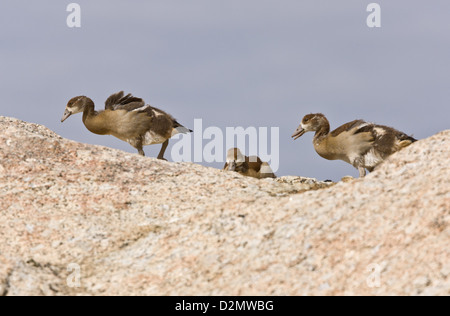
[
  {"left": 223, "top": 148, "right": 276, "bottom": 179},
  {"left": 61, "top": 91, "right": 192, "bottom": 160},
  {"left": 292, "top": 113, "right": 417, "bottom": 177}
]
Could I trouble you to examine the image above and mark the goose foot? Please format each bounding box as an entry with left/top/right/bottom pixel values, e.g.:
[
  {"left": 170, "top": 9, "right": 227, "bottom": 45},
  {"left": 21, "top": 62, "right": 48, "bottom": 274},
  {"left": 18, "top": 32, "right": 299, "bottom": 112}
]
[{"left": 157, "top": 140, "right": 169, "bottom": 161}]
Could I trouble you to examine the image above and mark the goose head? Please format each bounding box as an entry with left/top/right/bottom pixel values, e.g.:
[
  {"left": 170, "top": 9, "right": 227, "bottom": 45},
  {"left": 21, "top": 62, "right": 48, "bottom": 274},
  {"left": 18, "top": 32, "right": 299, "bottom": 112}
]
[
  {"left": 61, "top": 96, "right": 92, "bottom": 122},
  {"left": 225, "top": 148, "right": 246, "bottom": 172},
  {"left": 292, "top": 113, "right": 328, "bottom": 140}
]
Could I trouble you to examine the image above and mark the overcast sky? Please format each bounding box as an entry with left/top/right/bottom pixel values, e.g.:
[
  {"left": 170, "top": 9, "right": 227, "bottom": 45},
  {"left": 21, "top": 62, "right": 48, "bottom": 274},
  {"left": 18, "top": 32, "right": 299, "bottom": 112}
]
[{"left": 1, "top": 1, "right": 449, "bottom": 181}]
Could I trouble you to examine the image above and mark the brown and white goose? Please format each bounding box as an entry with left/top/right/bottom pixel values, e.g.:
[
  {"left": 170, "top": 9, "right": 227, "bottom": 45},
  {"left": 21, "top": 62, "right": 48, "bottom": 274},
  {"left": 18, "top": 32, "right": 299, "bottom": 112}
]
[
  {"left": 61, "top": 91, "right": 192, "bottom": 160},
  {"left": 292, "top": 113, "right": 417, "bottom": 177},
  {"left": 223, "top": 148, "right": 276, "bottom": 179}
]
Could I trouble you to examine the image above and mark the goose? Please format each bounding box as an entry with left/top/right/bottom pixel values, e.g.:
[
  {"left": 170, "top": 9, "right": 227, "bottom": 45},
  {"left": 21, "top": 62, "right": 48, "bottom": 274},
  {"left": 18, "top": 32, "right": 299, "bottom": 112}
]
[
  {"left": 223, "top": 148, "right": 276, "bottom": 179},
  {"left": 61, "top": 91, "right": 192, "bottom": 160},
  {"left": 292, "top": 113, "right": 417, "bottom": 177}
]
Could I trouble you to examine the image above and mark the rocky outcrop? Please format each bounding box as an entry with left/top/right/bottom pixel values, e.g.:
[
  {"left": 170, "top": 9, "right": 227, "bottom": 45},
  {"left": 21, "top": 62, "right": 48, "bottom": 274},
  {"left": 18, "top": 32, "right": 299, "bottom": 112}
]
[{"left": 0, "top": 116, "right": 448, "bottom": 296}]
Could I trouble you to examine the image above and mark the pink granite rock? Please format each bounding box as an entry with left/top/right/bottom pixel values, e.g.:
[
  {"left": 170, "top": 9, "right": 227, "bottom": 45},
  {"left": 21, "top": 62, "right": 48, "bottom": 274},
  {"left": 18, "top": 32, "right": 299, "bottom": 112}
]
[{"left": 0, "top": 116, "right": 448, "bottom": 296}]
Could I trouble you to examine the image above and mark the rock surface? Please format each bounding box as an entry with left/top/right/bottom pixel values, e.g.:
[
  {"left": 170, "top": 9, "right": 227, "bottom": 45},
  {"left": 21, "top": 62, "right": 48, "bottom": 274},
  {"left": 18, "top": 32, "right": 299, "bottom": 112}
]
[{"left": 0, "top": 116, "right": 449, "bottom": 296}]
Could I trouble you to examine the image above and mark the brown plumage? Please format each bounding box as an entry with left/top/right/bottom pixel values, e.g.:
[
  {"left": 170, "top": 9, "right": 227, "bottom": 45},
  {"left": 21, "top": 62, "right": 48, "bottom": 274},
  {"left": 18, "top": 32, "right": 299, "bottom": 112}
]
[
  {"left": 223, "top": 148, "right": 276, "bottom": 179},
  {"left": 292, "top": 113, "right": 417, "bottom": 177},
  {"left": 61, "top": 91, "right": 192, "bottom": 159}
]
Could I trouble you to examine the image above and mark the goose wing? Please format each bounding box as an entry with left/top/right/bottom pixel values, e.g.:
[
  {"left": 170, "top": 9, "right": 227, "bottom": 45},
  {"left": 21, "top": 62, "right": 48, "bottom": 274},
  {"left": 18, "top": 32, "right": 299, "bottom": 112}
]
[
  {"left": 361, "top": 124, "right": 417, "bottom": 155},
  {"left": 105, "top": 91, "right": 146, "bottom": 111},
  {"left": 330, "top": 120, "right": 367, "bottom": 137}
]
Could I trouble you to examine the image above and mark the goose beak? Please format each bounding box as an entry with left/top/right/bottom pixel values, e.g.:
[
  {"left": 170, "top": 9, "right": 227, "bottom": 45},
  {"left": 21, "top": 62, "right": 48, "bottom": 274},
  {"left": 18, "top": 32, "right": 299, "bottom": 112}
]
[
  {"left": 292, "top": 127, "right": 306, "bottom": 140},
  {"left": 61, "top": 109, "right": 72, "bottom": 123}
]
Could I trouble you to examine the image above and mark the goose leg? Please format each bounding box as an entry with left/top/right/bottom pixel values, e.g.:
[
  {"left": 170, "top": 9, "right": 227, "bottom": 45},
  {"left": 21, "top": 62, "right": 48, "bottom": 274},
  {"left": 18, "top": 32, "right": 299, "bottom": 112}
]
[
  {"left": 135, "top": 140, "right": 145, "bottom": 156},
  {"left": 358, "top": 167, "right": 366, "bottom": 178},
  {"left": 157, "top": 140, "right": 169, "bottom": 161}
]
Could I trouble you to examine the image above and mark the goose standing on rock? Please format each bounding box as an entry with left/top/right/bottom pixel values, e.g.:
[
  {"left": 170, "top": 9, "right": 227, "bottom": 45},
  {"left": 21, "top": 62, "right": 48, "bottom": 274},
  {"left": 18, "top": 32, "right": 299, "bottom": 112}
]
[
  {"left": 223, "top": 148, "right": 276, "bottom": 179},
  {"left": 61, "top": 91, "right": 192, "bottom": 160},
  {"left": 292, "top": 113, "right": 417, "bottom": 177}
]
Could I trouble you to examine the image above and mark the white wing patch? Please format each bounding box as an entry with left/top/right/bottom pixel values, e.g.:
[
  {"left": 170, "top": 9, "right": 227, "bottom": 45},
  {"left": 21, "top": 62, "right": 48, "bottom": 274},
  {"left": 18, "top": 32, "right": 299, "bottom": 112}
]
[
  {"left": 152, "top": 109, "right": 166, "bottom": 117},
  {"left": 355, "top": 122, "right": 370, "bottom": 130},
  {"left": 132, "top": 105, "right": 151, "bottom": 112},
  {"left": 374, "top": 127, "right": 387, "bottom": 137}
]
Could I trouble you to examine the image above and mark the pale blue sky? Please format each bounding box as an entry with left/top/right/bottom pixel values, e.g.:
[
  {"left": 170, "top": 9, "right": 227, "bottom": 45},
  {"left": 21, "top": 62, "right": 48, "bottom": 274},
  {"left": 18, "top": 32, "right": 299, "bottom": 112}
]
[{"left": 1, "top": 1, "right": 449, "bottom": 180}]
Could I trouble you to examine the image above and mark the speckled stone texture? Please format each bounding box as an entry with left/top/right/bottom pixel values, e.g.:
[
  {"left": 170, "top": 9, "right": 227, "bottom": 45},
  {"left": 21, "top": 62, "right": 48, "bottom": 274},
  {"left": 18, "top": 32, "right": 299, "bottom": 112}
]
[{"left": 0, "top": 116, "right": 449, "bottom": 296}]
